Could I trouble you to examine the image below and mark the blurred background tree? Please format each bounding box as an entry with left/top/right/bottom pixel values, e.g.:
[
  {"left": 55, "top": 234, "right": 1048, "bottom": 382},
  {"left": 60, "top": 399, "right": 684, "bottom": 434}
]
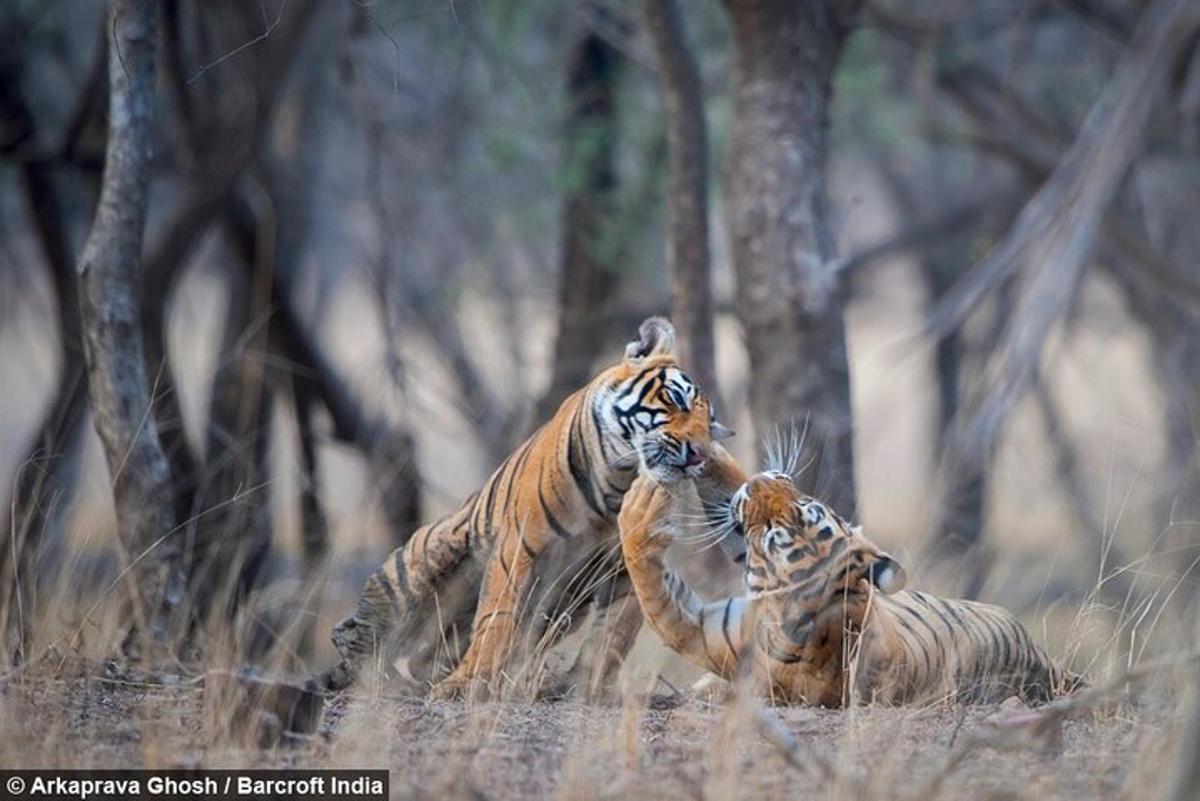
[{"left": 0, "top": 0, "right": 1198, "bottom": 673}]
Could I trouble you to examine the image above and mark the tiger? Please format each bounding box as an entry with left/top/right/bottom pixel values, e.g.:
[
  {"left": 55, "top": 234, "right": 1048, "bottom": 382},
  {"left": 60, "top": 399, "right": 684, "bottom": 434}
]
[
  {"left": 319, "top": 317, "right": 732, "bottom": 700},
  {"left": 619, "top": 460, "right": 1080, "bottom": 706}
]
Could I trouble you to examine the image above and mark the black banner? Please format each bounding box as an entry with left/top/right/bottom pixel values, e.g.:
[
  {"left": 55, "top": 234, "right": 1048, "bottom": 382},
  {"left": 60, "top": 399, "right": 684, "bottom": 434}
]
[{"left": 0, "top": 771, "right": 388, "bottom": 801}]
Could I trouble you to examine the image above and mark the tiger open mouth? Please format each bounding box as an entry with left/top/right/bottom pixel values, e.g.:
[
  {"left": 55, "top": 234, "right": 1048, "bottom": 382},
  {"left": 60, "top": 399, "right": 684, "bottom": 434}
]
[
  {"left": 652, "top": 441, "right": 705, "bottom": 479},
  {"left": 642, "top": 439, "right": 708, "bottom": 480}
]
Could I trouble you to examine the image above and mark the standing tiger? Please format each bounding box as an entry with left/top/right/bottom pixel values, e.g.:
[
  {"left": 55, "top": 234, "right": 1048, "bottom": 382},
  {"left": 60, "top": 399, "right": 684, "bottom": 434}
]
[
  {"left": 620, "top": 460, "right": 1079, "bottom": 705},
  {"left": 321, "top": 317, "right": 731, "bottom": 700}
]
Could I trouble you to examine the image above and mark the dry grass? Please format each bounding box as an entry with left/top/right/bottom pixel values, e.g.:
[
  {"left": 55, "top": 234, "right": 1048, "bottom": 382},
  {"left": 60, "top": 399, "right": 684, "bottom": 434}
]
[
  {"left": 3, "top": 439, "right": 1199, "bottom": 801},
  {"left": 1, "top": 536, "right": 1197, "bottom": 801},
  {"left": 0, "top": 650, "right": 1188, "bottom": 800}
]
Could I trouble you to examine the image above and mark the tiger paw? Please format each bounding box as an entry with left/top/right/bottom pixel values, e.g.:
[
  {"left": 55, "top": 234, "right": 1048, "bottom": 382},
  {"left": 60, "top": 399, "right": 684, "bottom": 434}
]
[
  {"left": 618, "top": 478, "right": 675, "bottom": 541},
  {"left": 429, "top": 675, "right": 488, "bottom": 702}
]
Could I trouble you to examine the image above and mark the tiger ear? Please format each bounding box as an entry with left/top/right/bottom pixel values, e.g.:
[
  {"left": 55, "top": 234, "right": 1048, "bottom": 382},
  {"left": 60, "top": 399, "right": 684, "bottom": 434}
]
[
  {"left": 708, "top": 399, "right": 735, "bottom": 441},
  {"left": 624, "top": 316, "right": 676, "bottom": 362},
  {"left": 868, "top": 554, "right": 907, "bottom": 595}
]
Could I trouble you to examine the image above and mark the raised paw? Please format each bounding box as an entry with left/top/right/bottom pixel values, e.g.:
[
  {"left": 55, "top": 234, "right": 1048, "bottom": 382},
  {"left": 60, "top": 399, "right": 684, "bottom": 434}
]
[{"left": 618, "top": 477, "right": 673, "bottom": 534}]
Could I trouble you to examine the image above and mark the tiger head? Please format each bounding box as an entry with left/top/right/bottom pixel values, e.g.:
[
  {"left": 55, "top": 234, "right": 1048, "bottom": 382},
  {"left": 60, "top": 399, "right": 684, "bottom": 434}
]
[
  {"left": 600, "top": 317, "right": 732, "bottom": 485},
  {"left": 729, "top": 471, "right": 906, "bottom": 600}
]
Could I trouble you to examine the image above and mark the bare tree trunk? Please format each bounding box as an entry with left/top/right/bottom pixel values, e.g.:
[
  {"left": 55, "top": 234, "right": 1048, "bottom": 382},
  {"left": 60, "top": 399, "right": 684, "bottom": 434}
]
[
  {"left": 1, "top": 165, "right": 90, "bottom": 662},
  {"left": 1112, "top": 266, "right": 1200, "bottom": 597},
  {"left": 724, "top": 0, "right": 860, "bottom": 512},
  {"left": 268, "top": 275, "right": 423, "bottom": 547},
  {"left": 924, "top": 247, "right": 991, "bottom": 599},
  {"left": 643, "top": 0, "right": 718, "bottom": 399},
  {"left": 920, "top": 183, "right": 993, "bottom": 596},
  {"left": 1031, "top": 375, "right": 1141, "bottom": 606},
  {"left": 932, "top": 340, "right": 990, "bottom": 595},
  {"left": 929, "top": 277, "right": 1015, "bottom": 598},
  {"left": 873, "top": 157, "right": 991, "bottom": 566},
  {"left": 1122, "top": 157, "right": 1200, "bottom": 587},
  {"left": 76, "top": 0, "right": 185, "bottom": 651},
  {"left": 184, "top": 201, "right": 277, "bottom": 623},
  {"left": 0, "top": 15, "right": 106, "bottom": 661},
  {"left": 1154, "top": 319, "right": 1200, "bottom": 554},
  {"left": 140, "top": 0, "right": 320, "bottom": 531},
  {"left": 537, "top": 22, "right": 624, "bottom": 421},
  {"left": 291, "top": 387, "right": 328, "bottom": 575}
]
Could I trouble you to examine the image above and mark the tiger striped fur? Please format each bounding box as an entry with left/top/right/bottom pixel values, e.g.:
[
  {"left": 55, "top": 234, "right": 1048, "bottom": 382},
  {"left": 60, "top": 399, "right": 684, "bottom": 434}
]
[
  {"left": 320, "top": 317, "right": 731, "bottom": 700},
  {"left": 620, "top": 462, "right": 1079, "bottom": 706}
]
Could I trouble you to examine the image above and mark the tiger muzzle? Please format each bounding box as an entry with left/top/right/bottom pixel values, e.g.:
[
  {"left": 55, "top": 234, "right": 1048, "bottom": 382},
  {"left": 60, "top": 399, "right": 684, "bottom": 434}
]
[{"left": 679, "top": 442, "right": 708, "bottom": 475}]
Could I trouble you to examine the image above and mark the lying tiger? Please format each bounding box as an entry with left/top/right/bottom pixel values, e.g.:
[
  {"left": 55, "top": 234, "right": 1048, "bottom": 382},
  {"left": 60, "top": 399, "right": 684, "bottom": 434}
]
[
  {"left": 320, "top": 317, "right": 732, "bottom": 700},
  {"left": 620, "top": 456, "right": 1079, "bottom": 705}
]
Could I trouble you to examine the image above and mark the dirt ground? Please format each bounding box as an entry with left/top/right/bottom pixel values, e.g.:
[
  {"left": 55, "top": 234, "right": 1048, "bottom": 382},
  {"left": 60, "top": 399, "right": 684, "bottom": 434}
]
[{"left": 0, "top": 657, "right": 1179, "bottom": 801}]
